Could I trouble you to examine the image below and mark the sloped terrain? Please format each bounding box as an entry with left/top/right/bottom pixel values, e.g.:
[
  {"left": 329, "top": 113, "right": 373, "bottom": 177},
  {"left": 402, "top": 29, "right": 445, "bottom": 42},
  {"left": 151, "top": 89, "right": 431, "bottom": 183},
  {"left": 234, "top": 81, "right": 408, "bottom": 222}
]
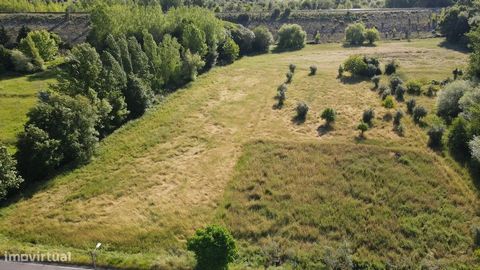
[{"left": 0, "top": 39, "right": 476, "bottom": 269}]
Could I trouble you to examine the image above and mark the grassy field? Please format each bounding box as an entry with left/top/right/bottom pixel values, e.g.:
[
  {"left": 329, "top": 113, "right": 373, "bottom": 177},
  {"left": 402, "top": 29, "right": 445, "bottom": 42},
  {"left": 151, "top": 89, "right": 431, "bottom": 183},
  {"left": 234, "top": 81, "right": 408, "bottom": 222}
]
[
  {"left": 0, "top": 38, "right": 477, "bottom": 269},
  {"left": 0, "top": 70, "right": 56, "bottom": 152}
]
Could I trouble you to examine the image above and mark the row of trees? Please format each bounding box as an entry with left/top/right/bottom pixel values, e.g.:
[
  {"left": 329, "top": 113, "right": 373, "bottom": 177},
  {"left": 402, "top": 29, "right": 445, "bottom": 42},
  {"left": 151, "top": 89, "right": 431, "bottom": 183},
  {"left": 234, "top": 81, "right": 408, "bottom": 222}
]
[{"left": 345, "top": 22, "right": 380, "bottom": 46}]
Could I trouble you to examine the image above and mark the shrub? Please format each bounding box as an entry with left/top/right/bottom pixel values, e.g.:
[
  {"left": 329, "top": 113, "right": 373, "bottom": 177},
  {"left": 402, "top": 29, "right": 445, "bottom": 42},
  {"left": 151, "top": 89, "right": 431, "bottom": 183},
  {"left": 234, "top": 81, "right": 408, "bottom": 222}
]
[
  {"left": 289, "top": 63, "right": 296, "bottom": 73},
  {"left": 0, "top": 145, "right": 23, "bottom": 200},
  {"left": 428, "top": 125, "right": 445, "bottom": 148},
  {"left": 187, "top": 225, "right": 237, "bottom": 270},
  {"left": 406, "top": 99, "right": 416, "bottom": 114},
  {"left": 343, "top": 55, "right": 367, "bottom": 77},
  {"left": 219, "top": 37, "right": 239, "bottom": 65},
  {"left": 448, "top": 117, "right": 471, "bottom": 160},
  {"left": 406, "top": 80, "right": 422, "bottom": 95},
  {"left": 439, "top": 5, "right": 470, "bottom": 44},
  {"left": 426, "top": 84, "right": 440, "bottom": 97},
  {"left": 395, "top": 84, "right": 406, "bottom": 101},
  {"left": 362, "top": 108, "right": 375, "bottom": 125},
  {"left": 309, "top": 65, "right": 317, "bottom": 75},
  {"left": 385, "top": 60, "right": 397, "bottom": 75},
  {"left": 383, "top": 95, "right": 395, "bottom": 108},
  {"left": 0, "top": 45, "right": 13, "bottom": 73},
  {"left": 228, "top": 24, "right": 254, "bottom": 56},
  {"left": 16, "top": 25, "right": 30, "bottom": 43},
  {"left": 366, "top": 64, "right": 380, "bottom": 78},
  {"left": 158, "top": 34, "right": 182, "bottom": 87},
  {"left": 252, "top": 26, "right": 273, "bottom": 53},
  {"left": 458, "top": 86, "right": 480, "bottom": 113},
  {"left": 16, "top": 93, "right": 98, "bottom": 181},
  {"left": 378, "top": 84, "right": 389, "bottom": 95},
  {"left": 365, "top": 27, "right": 380, "bottom": 45},
  {"left": 452, "top": 68, "right": 463, "bottom": 80},
  {"left": 296, "top": 102, "right": 309, "bottom": 120},
  {"left": 381, "top": 88, "right": 392, "bottom": 100},
  {"left": 182, "top": 23, "right": 208, "bottom": 57},
  {"left": 396, "top": 123, "right": 405, "bottom": 136},
  {"left": 413, "top": 106, "right": 427, "bottom": 123},
  {"left": 10, "top": 49, "right": 42, "bottom": 73},
  {"left": 371, "top": 75, "right": 381, "bottom": 89},
  {"left": 321, "top": 108, "right": 336, "bottom": 126},
  {"left": 124, "top": 75, "right": 155, "bottom": 118},
  {"left": 389, "top": 76, "right": 403, "bottom": 92},
  {"left": 181, "top": 49, "right": 205, "bottom": 82},
  {"left": 277, "top": 87, "right": 286, "bottom": 107},
  {"left": 20, "top": 30, "right": 58, "bottom": 61},
  {"left": 469, "top": 136, "right": 480, "bottom": 162},
  {"left": 286, "top": 71, "right": 293, "bottom": 83},
  {"left": 436, "top": 80, "right": 472, "bottom": 121},
  {"left": 357, "top": 122, "right": 368, "bottom": 136},
  {"left": 314, "top": 31, "right": 321, "bottom": 44},
  {"left": 345, "top": 23, "right": 366, "bottom": 45},
  {"left": 277, "top": 24, "right": 306, "bottom": 51},
  {"left": 271, "top": 8, "right": 281, "bottom": 19},
  {"left": 393, "top": 109, "right": 404, "bottom": 126}
]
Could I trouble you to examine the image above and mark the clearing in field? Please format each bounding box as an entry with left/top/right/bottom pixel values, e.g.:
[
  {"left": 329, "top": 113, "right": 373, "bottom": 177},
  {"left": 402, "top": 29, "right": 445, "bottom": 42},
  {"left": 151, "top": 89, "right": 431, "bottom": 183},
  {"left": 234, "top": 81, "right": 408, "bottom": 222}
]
[{"left": 0, "top": 38, "right": 477, "bottom": 269}]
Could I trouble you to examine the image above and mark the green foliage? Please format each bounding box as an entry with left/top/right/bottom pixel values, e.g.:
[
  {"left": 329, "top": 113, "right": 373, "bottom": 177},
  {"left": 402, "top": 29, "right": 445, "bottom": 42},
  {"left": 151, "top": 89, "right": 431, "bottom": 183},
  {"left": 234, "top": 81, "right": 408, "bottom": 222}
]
[
  {"left": 182, "top": 23, "right": 208, "bottom": 57},
  {"left": 0, "top": 45, "right": 13, "bottom": 73},
  {"left": 219, "top": 37, "right": 239, "bottom": 65},
  {"left": 314, "top": 31, "right": 321, "bottom": 44},
  {"left": 436, "top": 80, "right": 472, "bottom": 122},
  {"left": 286, "top": 71, "right": 293, "bottom": 83},
  {"left": 289, "top": 63, "right": 296, "bottom": 73},
  {"left": 10, "top": 49, "right": 43, "bottom": 73},
  {"left": 296, "top": 102, "right": 309, "bottom": 121},
  {"left": 21, "top": 30, "right": 58, "bottom": 61},
  {"left": 413, "top": 106, "right": 427, "bottom": 123},
  {"left": 158, "top": 34, "right": 182, "bottom": 87},
  {"left": 252, "top": 26, "right": 273, "bottom": 53},
  {"left": 365, "top": 27, "right": 380, "bottom": 45},
  {"left": 104, "top": 34, "right": 122, "bottom": 66},
  {"left": 276, "top": 24, "right": 306, "bottom": 51},
  {"left": 371, "top": 75, "right": 381, "bottom": 89},
  {"left": 393, "top": 109, "right": 404, "bottom": 126},
  {"left": 309, "top": 65, "right": 317, "bottom": 75},
  {"left": 343, "top": 55, "right": 367, "bottom": 77},
  {"left": 406, "top": 80, "right": 422, "bottom": 95},
  {"left": 469, "top": 136, "right": 480, "bottom": 162},
  {"left": 18, "top": 34, "right": 44, "bottom": 68},
  {"left": 384, "top": 60, "right": 398, "bottom": 75},
  {"left": 16, "top": 93, "right": 98, "bottom": 181},
  {"left": 181, "top": 49, "right": 205, "bottom": 82},
  {"left": 128, "top": 36, "right": 151, "bottom": 81},
  {"left": 428, "top": 125, "right": 445, "bottom": 148},
  {"left": 448, "top": 116, "right": 471, "bottom": 160},
  {"left": 228, "top": 24, "right": 254, "bottom": 56},
  {"left": 357, "top": 121, "right": 368, "bottom": 136},
  {"left": 389, "top": 75, "right": 403, "bottom": 91},
  {"left": 406, "top": 99, "right": 416, "bottom": 114},
  {"left": 338, "top": 65, "right": 344, "bottom": 78},
  {"left": 187, "top": 225, "right": 237, "bottom": 270},
  {"left": 345, "top": 23, "right": 366, "bottom": 45},
  {"left": 16, "top": 25, "right": 31, "bottom": 44},
  {"left": 321, "top": 108, "right": 336, "bottom": 125},
  {"left": 117, "top": 35, "right": 133, "bottom": 74},
  {"left": 439, "top": 5, "right": 470, "bottom": 44},
  {"left": 395, "top": 84, "right": 406, "bottom": 101},
  {"left": 124, "top": 74, "right": 155, "bottom": 118},
  {"left": 382, "top": 95, "right": 395, "bottom": 108},
  {"left": 0, "top": 145, "right": 23, "bottom": 200},
  {"left": 362, "top": 108, "right": 375, "bottom": 125}
]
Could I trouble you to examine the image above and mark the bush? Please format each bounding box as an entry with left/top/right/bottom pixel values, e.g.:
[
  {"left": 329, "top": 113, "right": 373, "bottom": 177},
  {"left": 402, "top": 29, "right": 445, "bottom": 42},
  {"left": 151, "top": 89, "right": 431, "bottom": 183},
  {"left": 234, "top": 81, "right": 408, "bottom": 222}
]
[
  {"left": 393, "top": 109, "right": 404, "bottom": 126},
  {"left": 436, "top": 80, "right": 472, "bottom": 121},
  {"left": 413, "top": 106, "right": 428, "bottom": 123},
  {"left": 0, "top": 145, "right": 23, "bottom": 200},
  {"left": 182, "top": 23, "right": 208, "bottom": 57},
  {"left": 345, "top": 23, "right": 366, "bottom": 45},
  {"left": 366, "top": 64, "right": 380, "bottom": 78},
  {"left": 383, "top": 95, "right": 395, "bottom": 108},
  {"left": 458, "top": 86, "right": 480, "bottom": 113},
  {"left": 16, "top": 93, "right": 98, "bottom": 181},
  {"left": 181, "top": 49, "right": 205, "bottom": 82},
  {"left": 0, "top": 45, "right": 13, "bottom": 73},
  {"left": 428, "top": 125, "right": 445, "bottom": 148},
  {"left": 277, "top": 87, "right": 286, "bottom": 107},
  {"left": 371, "top": 75, "right": 381, "bottom": 89},
  {"left": 187, "top": 225, "right": 237, "bottom": 270},
  {"left": 357, "top": 122, "right": 368, "bottom": 136},
  {"left": 321, "top": 108, "right": 336, "bottom": 126},
  {"left": 439, "top": 5, "right": 470, "bottom": 44},
  {"left": 309, "top": 65, "right": 317, "bottom": 75},
  {"left": 469, "top": 136, "right": 480, "bottom": 162},
  {"left": 10, "top": 49, "right": 42, "bottom": 73},
  {"left": 124, "top": 75, "right": 155, "bottom": 118},
  {"left": 219, "top": 37, "right": 239, "bottom": 65},
  {"left": 385, "top": 60, "right": 398, "bottom": 75},
  {"left": 381, "top": 88, "right": 392, "bottom": 100},
  {"left": 378, "top": 84, "right": 389, "bottom": 95},
  {"left": 16, "top": 25, "right": 30, "bottom": 43},
  {"left": 277, "top": 24, "right": 306, "bottom": 51},
  {"left": 389, "top": 76, "right": 403, "bottom": 92},
  {"left": 252, "top": 26, "right": 273, "bottom": 53},
  {"left": 396, "top": 123, "right": 405, "bottom": 136},
  {"left": 20, "top": 30, "right": 58, "bottom": 61},
  {"left": 406, "top": 99, "right": 416, "bottom": 114},
  {"left": 289, "top": 63, "right": 296, "bottom": 73},
  {"left": 426, "top": 84, "right": 440, "bottom": 97},
  {"left": 406, "top": 80, "right": 422, "bottom": 95},
  {"left": 296, "top": 102, "right": 309, "bottom": 121},
  {"left": 314, "top": 31, "right": 321, "bottom": 44},
  {"left": 343, "top": 55, "right": 367, "bottom": 77},
  {"left": 365, "top": 27, "right": 380, "bottom": 45},
  {"left": 395, "top": 84, "right": 406, "bottom": 101},
  {"left": 286, "top": 71, "right": 293, "bottom": 83},
  {"left": 362, "top": 108, "right": 375, "bottom": 125},
  {"left": 448, "top": 116, "right": 471, "bottom": 160},
  {"left": 228, "top": 24, "right": 254, "bottom": 56}
]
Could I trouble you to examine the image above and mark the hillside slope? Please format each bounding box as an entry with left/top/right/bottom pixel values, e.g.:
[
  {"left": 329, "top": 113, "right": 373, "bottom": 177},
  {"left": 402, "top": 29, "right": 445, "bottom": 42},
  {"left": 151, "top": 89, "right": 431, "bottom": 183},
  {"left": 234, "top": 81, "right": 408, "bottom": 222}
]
[{"left": 0, "top": 39, "right": 477, "bottom": 269}]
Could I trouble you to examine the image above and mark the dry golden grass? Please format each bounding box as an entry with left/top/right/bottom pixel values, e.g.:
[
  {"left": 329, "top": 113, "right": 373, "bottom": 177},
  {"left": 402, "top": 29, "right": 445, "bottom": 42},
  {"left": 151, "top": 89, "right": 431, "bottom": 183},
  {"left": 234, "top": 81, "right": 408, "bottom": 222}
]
[{"left": 0, "top": 38, "right": 475, "bottom": 269}]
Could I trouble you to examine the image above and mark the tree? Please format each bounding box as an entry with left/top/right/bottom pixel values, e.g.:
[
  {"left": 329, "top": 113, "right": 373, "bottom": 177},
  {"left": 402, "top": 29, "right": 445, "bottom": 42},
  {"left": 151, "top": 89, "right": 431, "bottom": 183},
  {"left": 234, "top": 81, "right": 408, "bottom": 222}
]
[
  {"left": 276, "top": 24, "right": 306, "bottom": 51},
  {"left": 117, "top": 35, "right": 133, "bottom": 74},
  {"left": 182, "top": 23, "right": 208, "bottom": 57},
  {"left": 252, "top": 26, "right": 273, "bottom": 53},
  {"left": 362, "top": 108, "right": 375, "bottom": 125},
  {"left": 128, "top": 36, "right": 151, "bottom": 81},
  {"left": 104, "top": 34, "right": 122, "bottom": 66},
  {"left": 181, "top": 49, "right": 205, "bottom": 82},
  {"left": 123, "top": 74, "right": 154, "bottom": 118},
  {"left": 413, "top": 106, "right": 427, "bottom": 123},
  {"left": 439, "top": 5, "right": 470, "bottom": 44},
  {"left": 160, "top": 0, "right": 183, "bottom": 11},
  {"left": 436, "top": 80, "right": 471, "bottom": 122},
  {"left": 16, "top": 93, "right": 98, "bottom": 181},
  {"left": 371, "top": 76, "right": 380, "bottom": 89},
  {"left": 16, "top": 25, "right": 31, "bottom": 43},
  {"left": 365, "top": 27, "right": 380, "bottom": 45},
  {"left": 321, "top": 108, "right": 336, "bottom": 126},
  {"left": 384, "top": 60, "right": 398, "bottom": 75},
  {"left": 296, "top": 102, "right": 309, "bottom": 121},
  {"left": 158, "top": 34, "right": 182, "bottom": 87},
  {"left": 0, "top": 145, "right": 23, "bottom": 200},
  {"left": 229, "top": 24, "right": 254, "bottom": 56},
  {"left": 428, "top": 125, "right": 445, "bottom": 148},
  {"left": 345, "top": 23, "right": 366, "bottom": 45},
  {"left": 219, "top": 37, "right": 239, "bottom": 65},
  {"left": 18, "top": 34, "right": 43, "bottom": 67},
  {"left": 21, "top": 30, "right": 58, "bottom": 61},
  {"left": 469, "top": 136, "right": 480, "bottom": 162},
  {"left": 187, "top": 225, "right": 237, "bottom": 270},
  {"left": 448, "top": 116, "right": 471, "bottom": 160},
  {"left": 357, "top": 122, "right": 368, "bottom": 137},
  {"left": 343, "top": 55, "right": 367, "bottom": 77},
  {"left": 406, "top": 99, "right": 416, "bottom": 114}
]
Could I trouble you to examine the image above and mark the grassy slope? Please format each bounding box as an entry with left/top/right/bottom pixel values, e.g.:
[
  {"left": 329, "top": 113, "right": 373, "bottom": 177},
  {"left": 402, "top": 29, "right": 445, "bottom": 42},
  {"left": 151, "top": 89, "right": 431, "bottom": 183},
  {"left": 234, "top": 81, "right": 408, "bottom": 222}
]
[
  {"left": 0, "top": 38, "right": 477, "bottom": 269},
  {"left": 0, "top": 70, "right": 56, "bottom": 152}
]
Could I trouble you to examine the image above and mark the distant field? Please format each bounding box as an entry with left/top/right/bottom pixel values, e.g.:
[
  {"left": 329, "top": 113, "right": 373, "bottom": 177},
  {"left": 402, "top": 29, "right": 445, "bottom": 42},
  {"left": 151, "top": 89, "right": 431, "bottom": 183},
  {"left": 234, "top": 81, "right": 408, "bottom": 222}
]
[
  {"left": 0, "top": 38, "right": 477, "bottom": 269},
  {"left": 0, "top": 71, "right": 55, "bottom": 152}
]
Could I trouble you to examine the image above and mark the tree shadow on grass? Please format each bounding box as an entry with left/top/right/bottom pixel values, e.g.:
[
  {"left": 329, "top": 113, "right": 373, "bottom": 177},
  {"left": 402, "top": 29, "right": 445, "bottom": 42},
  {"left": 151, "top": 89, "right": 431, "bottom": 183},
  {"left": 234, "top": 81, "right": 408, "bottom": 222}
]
[
  {"left": 438, "top": 40, "right": 470, "bottom": 53},
  {"left": 340, "top": 75, "right": 367, "bottom": 85},
  {"left": 342, "top": 43, "right": 377, "bottom": 48},
  {"left": 317, "top": 124, "right": 333, "bottom": 136},
  {"left": 26, "top": 69, "right": 57, "bottom": 82},
  {"left": 291, "top": 115, "right": 306, "bottom": 125}
]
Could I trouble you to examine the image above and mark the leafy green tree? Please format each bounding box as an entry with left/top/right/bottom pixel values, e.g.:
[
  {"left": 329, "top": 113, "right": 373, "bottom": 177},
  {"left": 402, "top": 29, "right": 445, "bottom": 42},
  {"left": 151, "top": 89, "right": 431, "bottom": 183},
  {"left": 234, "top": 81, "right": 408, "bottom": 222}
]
[
  {"left": 413, "top": 106, "right": 427, "bottom": 123},
  {"left": 182, "top": 23, "right": 208, "bottom": 57},
  {"left": 219, "top": 37, "right": 239, "bottom": 64},
  {"left": 321, "top": 108, "right": 336, "bottom": 126},
  {"left": 362, "top": 108, "right": 375, "bottom": 125},
  {"left": 158, "top": 34, "right": 182, "bottom": 87},
  {"left": 343, "top": 55, "right": 367, "bottom": 77},
  {"left": 117, "top": 35, "right": 133, "bottom": 74},
  {"left": 428, "top": 125, "right": 445, "bottom": 148},
  {"left": 0, "top": 145, "right": 23, "bottom": 200},
  {"left": 181, "top": 49, "right": 205, "bottom": 82},
  {"left": 365, "top": 27, "right": 380, "bottom": 45},
  {"left": 296, "top": 102, "right": 309, "bottom": 121},
  {"left": 448, "top": 116, "right": 471, "bottom": 160},
  {"left": 22, "top": 30, "right": 58, "bottom": 61},
  {"left": 16, "top": 93, "right": 98, "bottom": 181},
  {"left": 104, "top": 34, "right": 122, "bottom": 66},
  {"left": 187, "top": 225, "right": 237, "bottom": 270},
  {"left": 345, "top": 23, "right": 366, "bottom": 45},
  {"left": 128, "top": 36, "right": 151, "bottom": 81},
  {"left": 228, "top": 24, "right": 254, "bottom": 56},
  {"left": 124, "top": 74, "right": 154, "bottom": 118},
  {"left": 357, "top": 122, "right": 368, "bottom": 137},
  {"left": 252, "top": 26, "right": 273, "bottom": 53},
  {"left": 277, "top": 24, "right": 306, "bottom": 51},
  {"left": 439, "top": 5, "right": 470, "bottom": 44},
  {"left": 436, "top": 80, "right": 471, "bottom": 122},
  {"left": 18, "top": 34, "right": 43, "bottom": 64}
]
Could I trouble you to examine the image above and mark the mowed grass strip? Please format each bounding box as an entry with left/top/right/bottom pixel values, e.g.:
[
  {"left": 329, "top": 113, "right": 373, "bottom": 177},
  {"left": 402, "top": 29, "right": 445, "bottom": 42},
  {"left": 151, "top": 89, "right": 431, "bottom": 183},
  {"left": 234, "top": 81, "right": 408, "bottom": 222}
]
[{"left": 220, "top": 140, "right": 478, "bottom": 268}]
